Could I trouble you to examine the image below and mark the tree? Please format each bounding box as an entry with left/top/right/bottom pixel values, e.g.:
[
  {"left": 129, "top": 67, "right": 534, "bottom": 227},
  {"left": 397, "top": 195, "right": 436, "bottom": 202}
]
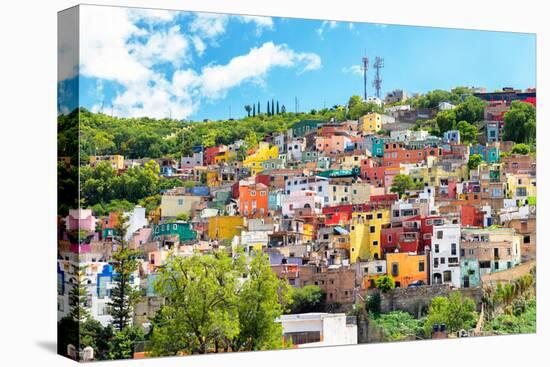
[
  {"left": 267, "top": 100, "right": 271, "bottom": 116},
  {"left": 454, "top": 96, "right": 485, "bottom": 124},
  {"left": 456, "top": 120, "right": 478, "bottom": 144},
  {"left": 69, "top": 264, "right": 91, "bottom": 323},
  {"left": 150, "top": 251, "right": 244, "bottom": 355},
  {"left": 424, "top": 291, "right": 477, "bottom": 335},
  {"left": 511, "top": 143, "right": 530, "bottom": 155},
  {"left": 109, "top": 214, "right": 141, "bottom": 331},
  {"left": 257, "top": 101, "right": 261, "bottom": 114},
  {"left": 468, "top": 154, "right": 483, "bottom": 170},
  {"left": 281, "top": 105, "right": 286, "bottom": 113},
  {"left": 365, "top": 292, "right": 381, "bottom": 315},
  {"left": 230, "top": 252, "right": 291, "bottom": 352},
  {"left": 106, "top": 326, "right": 144, "bottom": 360},
  {"left": 390, "top": 174, "right": 418, "bottom": 198},
  {"left": 503, "top": 101, "right": 536, "bottom": 144},
  {"left": 276, "top": 101, "right": 280, "bottom": 114},
  {"left": 375, "top": 275, "right": 395, "bottom": 293},
  {"left": 435, "top": 109, "right": 456, "bottom": 135},
  {"left": 271, "top": 99, "right": 275, "bottom": 116},
  {"left": 370, "top": 311, "right": 422, "bottom": 341},
  {"left": 244, "top": 105, "right": 252, "bottom": 117},
  {"left": 287, "top": 285, "right": 326, "bottom": 314}
]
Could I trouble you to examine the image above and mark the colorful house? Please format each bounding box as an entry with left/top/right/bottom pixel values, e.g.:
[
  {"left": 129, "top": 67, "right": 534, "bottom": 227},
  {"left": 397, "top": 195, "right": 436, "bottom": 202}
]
[
  {"left": 207, "top": 216, "right": 244, "bottom": 241},
  {"left": 470, "top": 144, "right": 500, "bottom": 163},
  {"left": 243, "top": 142, "right": 279, "bottom": 175},
  {"left": 349, "top": 209, "right": 390, "bottom": 262},
  {"left": 89, "top": 155, "right": 124, "bottom": 170},
  {"left": 292, "top": 120, "right": 323, "bottom": 138},
  {"left": 239, "top": 181, "right": 269, "bottom": 218},
  {"left": 385, "top": 252, "right": 428, "bottom": 288},
  {"left": 358, "top": 113, "right": 383, "bottom": 134},
  {"left": 152, "top": 221, "right": 197, "bottom": 242}
]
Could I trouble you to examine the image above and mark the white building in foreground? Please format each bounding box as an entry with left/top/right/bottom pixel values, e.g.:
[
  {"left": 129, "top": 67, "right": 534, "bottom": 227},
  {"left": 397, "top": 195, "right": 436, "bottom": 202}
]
[{"left": 277, "top": 313, "right": 357, "bottom": 347}]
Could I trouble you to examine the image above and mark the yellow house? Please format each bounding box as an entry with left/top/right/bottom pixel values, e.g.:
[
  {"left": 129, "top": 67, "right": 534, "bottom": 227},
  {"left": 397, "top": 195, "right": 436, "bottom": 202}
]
[
  {"left": 385, "top": 252, "right": 428, "bottom": 288},
  {"left": 349, "top": 209, "right": 390, "bottom": 263},
  {"left": 206, "top": 170, "right": 220, "bottom": 187},
  {"left": 214, "top": 150, "right": 234, "bottom": 165},
  {"left": 358, "top": 113, "right": 383, "bottom": 134},
  {"left": 89, "top": 155, "right": 124, "bottom": 170},
  {"left": 506, "top": 173, "right": 536, "bottom": 202},
  {"left": 243, "top": 142, "right": 279, "bottom": 175},
  {"left": 208, "top": 216, "right": 244, "bottom": 241},
  {"left": 303, "top": 223, "right": 314, "bottom": 242}
]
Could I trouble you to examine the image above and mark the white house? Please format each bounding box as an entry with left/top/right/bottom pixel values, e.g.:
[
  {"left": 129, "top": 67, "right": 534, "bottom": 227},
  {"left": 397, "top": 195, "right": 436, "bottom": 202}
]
[
  {"left": 124, "top": 206, "right": 148, "bottom": 241},
  {"left": 431, "top": 223, "right": 461, "bottom": 288},
  {"left": 277, "top": 313, "right": 357, "bottom": 348},
  {"left": 282, "top": 190, "right": 323, "bottom": 216},
  {"left": 285, "top": 176, "right": 330, "bottom": 205}
]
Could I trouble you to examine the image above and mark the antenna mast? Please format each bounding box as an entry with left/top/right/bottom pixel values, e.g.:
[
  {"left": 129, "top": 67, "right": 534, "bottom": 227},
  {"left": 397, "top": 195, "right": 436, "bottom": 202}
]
[
  {"left": 372, "top": 56, "right": 384, "bottom": 98},
  {"left": 361, "top": 55, "right": 369, "bottom": 101}
]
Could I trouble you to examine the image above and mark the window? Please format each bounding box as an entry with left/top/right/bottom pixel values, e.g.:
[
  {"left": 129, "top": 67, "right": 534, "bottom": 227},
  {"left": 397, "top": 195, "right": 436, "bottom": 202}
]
[
  {"left": 437, "top": 231, "right": 443, "bottom": 239},
  {"left": 373, "top": 240, "right": 379, "bottom": 247},
  {"left": 524, "top": 235, "right": 531, "bottom": 244},
  {"left": 451, "top": 243, "right": 457, "bottom": 256},
  {"left": 377, "top": 212, "right": 382, "bottom": 219},
  {"left": 434, "top": 244, "right": 440, "bottom": 253},
  {"left": 419, "top": 261, "right": 425, "bottom": 272},
  {"left": 391, "top": 262, "right": 399, "bottom": 277},
  {"left": 434, "top": 258, "right": 439, "bottom": 268},
  {"left": 440, "top": 257, "right": 446, "bottom": 264},
  {"left": 443, "top": 271, "right": 452, "bottom": 282},
  {"left": 178, "top": 199, "right": 184, "bottom": 206},
  {"left": 173, "top": 224, "right": 177, "bottom": 230},
  {"left": 370, "top": 226, "right": 376, "bottom": 233},
  {"left": 388, "top": 235, "right": 393, "bottom": 243}
]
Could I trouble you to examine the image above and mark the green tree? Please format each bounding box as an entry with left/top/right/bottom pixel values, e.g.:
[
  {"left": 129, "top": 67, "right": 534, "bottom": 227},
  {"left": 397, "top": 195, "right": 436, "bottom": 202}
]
[
  {"left": 230, "top": 251, "right": 291, "bottom": 351},
  {"left": 454, "top": 95, "right": 485, "bottom": 124},
  {"left": 370, "top": 311, "right": 422, "bottom": 341},
  {"left": 69, "top": 264, "right": 91, "bottom": 322},
  {"left": 287, "top": 285, "right": 326, "bottom": 314},
  {"left": 511, "top": 143, "right": 530, "bottom": 155},
  {"left": 109, "top": 214, "right": 141, "bottom": 331},
  {"left": 150, "top": 251, "right": 244, "bottom": 355},
  {"left": 390, "top": 174, "right": 419, "bottom": 198},
  {"left": 503, "top": 101, "right": 536, "bottom": 144},
  {"left": 435, "top": 109, "right": 456, "bottom": 135},
  {"left": 365, "top": 292, "right": 381, "bottom": 315},
  {"left": 106, "top": 326, "right": 144, "bottom": 360},
  {"left": 468, "top": 154, "right": 483, "bottom": 170},
  {"left": 375, "top": 275, "right": 395, "bottom": 293},
  {"left": 244, "top": 105, "right": 252, "bottom": 117},
  {"left": 424, "top": 292, "right": 477, "bottom": 335},
  {"left": 456, "top": 120, "right": 478, "bottom": 144}
]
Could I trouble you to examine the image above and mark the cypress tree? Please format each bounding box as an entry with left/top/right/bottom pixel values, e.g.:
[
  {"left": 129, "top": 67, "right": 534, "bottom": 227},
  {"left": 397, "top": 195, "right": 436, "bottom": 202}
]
[
  {"left": 271, "top": 99, "right": 275, "bottom": 115},
  {"left": 109, "top": 213, "right": 141, "bottom": 331},
  {"left": 252, "top": 104, "right": 256, "bottom": 117},
  {"left": 257, "top": 101, "right": 260, "bottom": 114},
  {"left": 276, "top": 101, "right": 280, "bottom": 114},
  {"left": 267, "top": 101, "right": 271, "bottom": 116}
]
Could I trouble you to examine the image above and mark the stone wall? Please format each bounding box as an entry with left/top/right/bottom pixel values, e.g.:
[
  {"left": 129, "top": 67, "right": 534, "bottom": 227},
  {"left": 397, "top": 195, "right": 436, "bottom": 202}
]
[{"left": 374, "top": 285, "right": 483, "bottom": 316}]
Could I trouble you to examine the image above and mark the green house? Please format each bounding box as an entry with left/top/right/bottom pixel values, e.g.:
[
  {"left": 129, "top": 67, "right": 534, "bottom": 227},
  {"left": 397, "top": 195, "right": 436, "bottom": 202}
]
[
  {"left": 292, "top": 120, "right": 323, "bottom": 138},
  {"left": 153, "top": 221, "right": 196, "bottom": 242}
]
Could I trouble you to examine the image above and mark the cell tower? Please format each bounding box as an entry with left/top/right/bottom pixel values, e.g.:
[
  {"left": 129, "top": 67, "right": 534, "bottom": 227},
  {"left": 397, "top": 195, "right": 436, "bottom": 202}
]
[
  {"left": 372, "top": 56, "right": 384, "bottom": 98},
  {"left": 361, "top": 56, "right": 369, "bottom": 101}
]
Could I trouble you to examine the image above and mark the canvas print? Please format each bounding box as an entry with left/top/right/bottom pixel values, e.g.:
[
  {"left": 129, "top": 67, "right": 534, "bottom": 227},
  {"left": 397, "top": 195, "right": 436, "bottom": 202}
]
[{"left": 57, "top": 4, "right": 536, "bottom": 362}]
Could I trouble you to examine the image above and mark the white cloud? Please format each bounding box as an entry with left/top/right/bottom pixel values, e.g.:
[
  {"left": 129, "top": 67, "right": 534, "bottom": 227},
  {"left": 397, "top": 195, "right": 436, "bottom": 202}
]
[
  {"left": 342, "top": 65, "right": 363, "bottom": 76},
  {"left": 190, "top": 13, "right": 229, "bottom": 39},
  {"left": 238, "top": 15, "right": 274, "bottom": 35},
  {"left": 199, "top": 42, "right": 321, "bottom": 99},
  {"left": 191, "top": 35, "right": 206, "bottom": 56},
  {"left": 128, "top": 8, "right": 179, "bottom": 22},
  {"left": 129, "top": 25, "right": 190, "bottom": 68},
  {"left": 316, "top": 20, "right": 338, "bottom": 38},
  {"left": 80, "top": 6, "right": 151, "bottom": 85},
  {"left": 78, "top": 8, "right": 318, "bottom": 119}
]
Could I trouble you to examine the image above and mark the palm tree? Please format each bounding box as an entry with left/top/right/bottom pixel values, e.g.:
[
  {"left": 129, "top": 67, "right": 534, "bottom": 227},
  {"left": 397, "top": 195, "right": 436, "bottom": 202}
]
[{"left": 244, "top": 105, "right": 252, "bottom": 117}]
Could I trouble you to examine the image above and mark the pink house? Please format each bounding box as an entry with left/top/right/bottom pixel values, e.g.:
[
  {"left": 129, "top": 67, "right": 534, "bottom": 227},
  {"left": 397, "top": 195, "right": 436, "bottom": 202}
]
[
  {"left": 315, "top": 135, "right": 351, "bottom": 154},
  {"left": 64, "top": 208, "right": 97, "bottom": 233}
]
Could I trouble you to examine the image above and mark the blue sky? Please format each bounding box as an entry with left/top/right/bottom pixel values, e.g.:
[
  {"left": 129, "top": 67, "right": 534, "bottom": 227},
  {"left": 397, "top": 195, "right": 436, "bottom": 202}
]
[{"left": 59, "top": 5, "right": 536, "bottom": 120}]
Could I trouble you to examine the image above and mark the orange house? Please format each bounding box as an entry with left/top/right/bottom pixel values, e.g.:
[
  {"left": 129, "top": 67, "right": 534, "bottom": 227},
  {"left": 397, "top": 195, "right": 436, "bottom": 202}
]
[
  {"left": 383, "top": 142, "right": 441, "bottom": 166},
  {"left": 385, "top": 252, "right": 428, "bottom": 288},
  {"left": 239, "top": 182, "right": 269, "bottom": 218}
]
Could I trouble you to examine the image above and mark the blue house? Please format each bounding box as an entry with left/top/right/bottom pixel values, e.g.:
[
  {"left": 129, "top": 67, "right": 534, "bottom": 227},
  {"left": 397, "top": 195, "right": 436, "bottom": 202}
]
[{"left": 470, "top": 144, "right": 499, "bottom": 163}]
